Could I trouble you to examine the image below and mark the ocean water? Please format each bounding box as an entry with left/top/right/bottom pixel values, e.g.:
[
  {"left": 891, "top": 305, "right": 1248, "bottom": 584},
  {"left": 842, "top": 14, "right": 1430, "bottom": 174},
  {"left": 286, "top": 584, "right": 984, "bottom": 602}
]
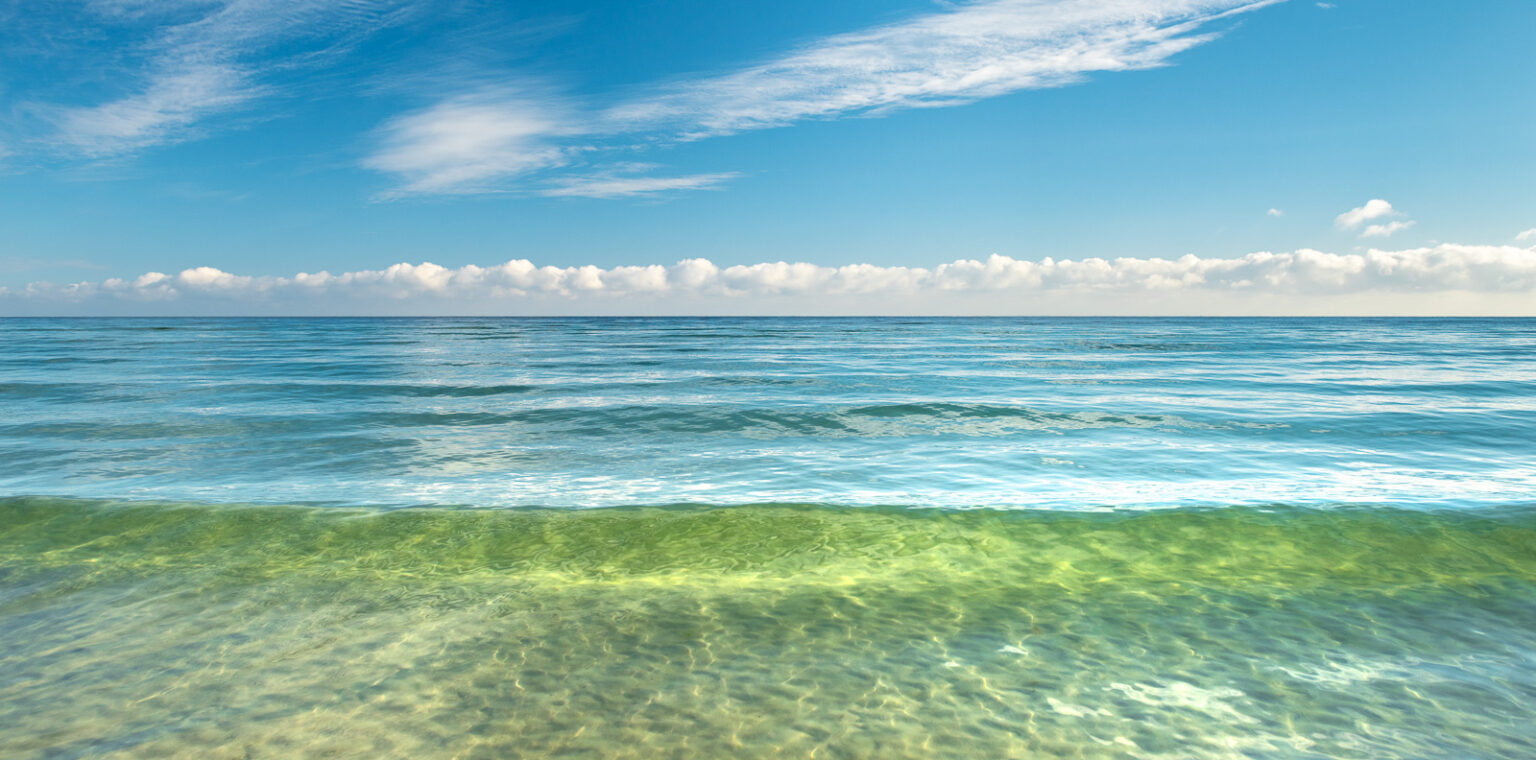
[{"left": 1, "top": 317, "right": 1534, "bottom": 758}]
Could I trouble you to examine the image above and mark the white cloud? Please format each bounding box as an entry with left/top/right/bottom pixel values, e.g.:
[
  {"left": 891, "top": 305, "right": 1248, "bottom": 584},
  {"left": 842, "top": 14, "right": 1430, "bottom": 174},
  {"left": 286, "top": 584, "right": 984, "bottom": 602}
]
[
  {"left": 361, "top": 99, "right": 743, "bottom": 199},
  {"left": 1517, "top": 228, "right": 1536, "bottom": 243},
  {"left": 363, "top": 92, "right": 575, "bottom": 196},
  {"left": 1335, "top": 199, "right": 1396, "bottom": 229},
  {"left": 1335, "top": 199, "right": 1415, "bottom": 238},
  {"left": 38, "top": 0, "right": 412, "bottom": 157},
  {"left": 367, "top": 0, "right": 1280, "bottom": 196},
  {"left": 541, "top": 171, "right": 740, "bottom": 199},
  {"left": 8, "top": 244, "right": 1536, "bottom": 316},
  {"left": 1360, "top": 220, "right": 1415, "bottom": 238},
  {"left": 600, "top": 0, "right": 1277, "bottom": 138},
  {"left": 1267, "top": 208, "right": 1283, "bottom": 217},
  {"left": 52, "top": 65, "right": 258, "bottom": 156}
]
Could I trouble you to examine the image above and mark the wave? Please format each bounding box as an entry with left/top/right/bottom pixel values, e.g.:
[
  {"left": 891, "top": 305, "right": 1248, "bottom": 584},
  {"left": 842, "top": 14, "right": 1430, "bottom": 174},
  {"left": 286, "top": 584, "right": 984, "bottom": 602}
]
[{"left": 5, "top": 496, "right": 1533, "bottom": 591}]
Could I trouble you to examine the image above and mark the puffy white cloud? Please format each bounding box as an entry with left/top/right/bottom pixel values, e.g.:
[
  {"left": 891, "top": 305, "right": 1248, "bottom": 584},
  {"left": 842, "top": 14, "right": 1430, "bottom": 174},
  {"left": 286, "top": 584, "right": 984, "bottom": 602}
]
[
  {"left": 366, "top": 0, "right": 1279, "bottom": 196},
  {"left": 1336, "top": 199, "right": 1415, "bottom": 239},
  {"left": 1267, "top": 208, "right": 1283, "bottom": 217},
  {"left": 7, "top": 244, "right": 1536, "bottom": 316},
  {"left": 1517, "top": 228, "right": 1536, "bottom": 243},
  {"left": 1334, "top": 199, "right": 1396, "bottom": 230}
]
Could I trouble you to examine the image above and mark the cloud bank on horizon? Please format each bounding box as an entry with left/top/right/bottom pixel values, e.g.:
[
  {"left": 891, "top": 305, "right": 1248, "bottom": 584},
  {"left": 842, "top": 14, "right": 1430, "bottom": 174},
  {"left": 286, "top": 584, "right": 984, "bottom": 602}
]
[{"left": 9, "top": 243, "right": 1535, "bottom": 316}]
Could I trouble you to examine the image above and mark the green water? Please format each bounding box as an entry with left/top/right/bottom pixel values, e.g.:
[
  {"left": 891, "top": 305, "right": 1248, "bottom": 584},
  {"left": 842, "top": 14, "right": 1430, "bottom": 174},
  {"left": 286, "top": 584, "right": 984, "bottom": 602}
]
[{"left": 3, "top": 497, "right": 1535, "bottom": 759}]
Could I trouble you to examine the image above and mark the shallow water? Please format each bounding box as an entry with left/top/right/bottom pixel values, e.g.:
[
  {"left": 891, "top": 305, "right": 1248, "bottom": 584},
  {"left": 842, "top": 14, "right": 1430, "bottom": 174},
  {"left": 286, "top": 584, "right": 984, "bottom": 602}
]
[
  {"left": 2, "top": 318, "right": 1535, "bottom": 757},
  {"left": 3, "top": 497, "right": 1534, "bottom": 759}
]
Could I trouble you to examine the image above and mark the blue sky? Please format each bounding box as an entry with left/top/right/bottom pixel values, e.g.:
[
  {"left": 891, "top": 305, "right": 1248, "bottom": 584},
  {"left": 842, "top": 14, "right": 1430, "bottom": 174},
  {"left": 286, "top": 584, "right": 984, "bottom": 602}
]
[{"left": 1, "top": 0, "right": 1533, "bottom": 314}]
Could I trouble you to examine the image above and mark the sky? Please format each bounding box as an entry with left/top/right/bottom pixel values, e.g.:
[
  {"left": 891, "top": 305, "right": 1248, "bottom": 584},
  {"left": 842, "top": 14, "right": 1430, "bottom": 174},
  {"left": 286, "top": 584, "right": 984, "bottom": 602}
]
[{"left": 0, "top": 0, "right": 1533, "bottom": 315}]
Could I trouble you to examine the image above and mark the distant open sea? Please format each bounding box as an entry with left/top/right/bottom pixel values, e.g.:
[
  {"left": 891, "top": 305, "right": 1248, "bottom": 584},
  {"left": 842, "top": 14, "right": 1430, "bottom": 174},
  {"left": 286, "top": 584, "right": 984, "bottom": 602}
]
[{"left": 2, "top": 318, "right": 1534, "bottom": 758}]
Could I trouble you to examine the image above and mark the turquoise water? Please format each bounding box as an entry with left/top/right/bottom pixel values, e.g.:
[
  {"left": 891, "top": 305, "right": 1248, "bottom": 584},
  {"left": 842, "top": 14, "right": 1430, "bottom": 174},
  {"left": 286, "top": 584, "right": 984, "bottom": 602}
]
[{"left": 2, "top": 318, "right": 1534, "bottom": 757}]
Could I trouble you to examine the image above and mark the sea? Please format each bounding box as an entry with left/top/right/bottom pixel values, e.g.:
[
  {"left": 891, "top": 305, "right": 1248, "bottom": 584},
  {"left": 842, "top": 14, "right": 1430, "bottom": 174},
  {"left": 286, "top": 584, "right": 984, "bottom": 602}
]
[{"left": 1, "top": 317, "right": 1533, "bottom": 758}]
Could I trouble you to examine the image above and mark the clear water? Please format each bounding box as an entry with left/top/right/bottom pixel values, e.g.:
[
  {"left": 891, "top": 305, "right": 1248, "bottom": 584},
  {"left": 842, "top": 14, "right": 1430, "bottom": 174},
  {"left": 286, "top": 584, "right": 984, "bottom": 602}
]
[
  {"left": 4, "top": 317, "right": 1535, "bottom": 509},
  {"left": 2, "top": 318, "right": 1534, "bottom": 758}
]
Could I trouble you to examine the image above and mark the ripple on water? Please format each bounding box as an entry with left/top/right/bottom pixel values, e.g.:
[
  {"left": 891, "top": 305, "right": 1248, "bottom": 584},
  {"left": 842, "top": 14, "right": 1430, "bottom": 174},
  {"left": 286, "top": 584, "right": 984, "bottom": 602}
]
[{"left": 1, "top": 498, "right": 1534, "bottom": 759}]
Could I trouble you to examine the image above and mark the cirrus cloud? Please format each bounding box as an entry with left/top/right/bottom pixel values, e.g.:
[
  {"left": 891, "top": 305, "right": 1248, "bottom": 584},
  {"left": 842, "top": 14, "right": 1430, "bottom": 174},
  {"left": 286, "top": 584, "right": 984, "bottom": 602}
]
[
  {"left": 366, "top": 0, "right": 1282, "bottom": 197},
  {"left": 29, "top": 0, "right": 416, "bottom": 158},
  {"left": 1360, "top": 220, "right": 1416, "bottom": 239}
]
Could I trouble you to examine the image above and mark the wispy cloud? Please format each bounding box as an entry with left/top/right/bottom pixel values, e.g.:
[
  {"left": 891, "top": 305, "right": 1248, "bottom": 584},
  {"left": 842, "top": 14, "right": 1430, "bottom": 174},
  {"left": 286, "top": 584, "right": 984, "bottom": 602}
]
[
  {"left": 368, "top": 0, "right": 1281, "bottom": 197},
  {"left": 10, "top": 244, "right": 1535, "bottom": 316},
  {"left": 0, "top": 256, "right": 108, "bottom": 274},
  {"left": 52, "top": 65, "right": 257, "bottom": 156},
  {"left": 32, "top": 0, "right": 412, "bottom": 158},
  {"left": 600, "top": 0, "right": 1278, "bottom": 138},
  {"left": 1517, "top": 228, "right": 1536, "bottom": 243},
  {"left": 541, "top": 170, "right": 740, "bottom": 199},
  {"left": 1360, "top": 220, "right": 1415, "bottom": 239},
  {"left": 363, "top": 90, "right": 576, "bottom": 196}
]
